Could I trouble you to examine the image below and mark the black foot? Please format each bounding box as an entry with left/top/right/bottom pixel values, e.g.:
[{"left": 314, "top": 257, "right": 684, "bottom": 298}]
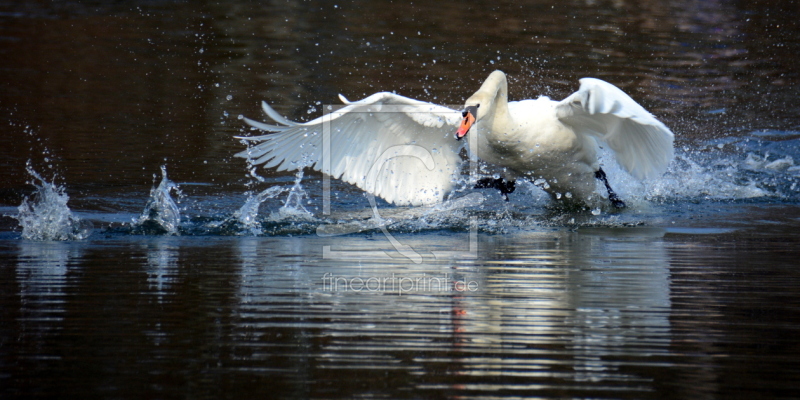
[
  {"left": 475, "top": 177, "right": 516, "bottom": 201},
  {"left": 608, "top": 196, "right": 626, "bottom": 209},
  {"left": 595, "top": 168, "right": 626, "bottom": 209}
]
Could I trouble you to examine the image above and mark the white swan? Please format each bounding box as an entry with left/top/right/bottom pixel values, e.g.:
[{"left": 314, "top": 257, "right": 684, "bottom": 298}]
[{"left": 235, "top": 70, "right": 674, "bottom": 207}]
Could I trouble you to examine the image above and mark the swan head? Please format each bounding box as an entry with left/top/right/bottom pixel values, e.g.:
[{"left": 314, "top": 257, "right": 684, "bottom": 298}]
[
  {"left": 455, "top": 104, "right": 479, "bottom": 140},
  {"left": 455, "top": 70, "right": 507, "bottom": 140}
]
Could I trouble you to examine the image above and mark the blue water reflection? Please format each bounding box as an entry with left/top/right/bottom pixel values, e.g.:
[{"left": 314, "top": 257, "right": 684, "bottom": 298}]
[{"left": 224, "top": 230, "right": 672, "bottom": 395}]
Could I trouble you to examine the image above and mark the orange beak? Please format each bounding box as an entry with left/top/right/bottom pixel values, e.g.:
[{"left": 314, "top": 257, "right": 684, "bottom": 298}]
[{"left": 455, "top": 106, "right": 478, "bottom": 140}]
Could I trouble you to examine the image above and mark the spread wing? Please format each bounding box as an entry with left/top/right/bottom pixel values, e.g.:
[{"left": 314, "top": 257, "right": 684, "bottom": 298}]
[
  {"left": 555, "top": 78, "right": 675, "bottom": 179},
  {"left": 235, "top": 92, "right": 464, "bottom": 206}
]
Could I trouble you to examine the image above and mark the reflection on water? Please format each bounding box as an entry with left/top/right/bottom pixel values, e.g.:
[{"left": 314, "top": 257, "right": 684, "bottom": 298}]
[
  {"left": 15, "top": 241, "right": 81, "bottom": 348},
  {"left": 144, "top": 239, "right": 179, "bottom": 297},
  {"left": 3, "top": 226, "right": 800, "bottom": 398}
]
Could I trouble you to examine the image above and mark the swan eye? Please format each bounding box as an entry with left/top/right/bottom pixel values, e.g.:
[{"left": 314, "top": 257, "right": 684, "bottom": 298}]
[{"left": 463, "top": 105, "right": 479, "bottom": 119}]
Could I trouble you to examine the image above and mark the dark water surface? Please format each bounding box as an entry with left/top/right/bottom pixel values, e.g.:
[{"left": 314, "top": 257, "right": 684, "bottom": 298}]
[{"left": 2, "top": 0, "right": 800, "bottom": 399}]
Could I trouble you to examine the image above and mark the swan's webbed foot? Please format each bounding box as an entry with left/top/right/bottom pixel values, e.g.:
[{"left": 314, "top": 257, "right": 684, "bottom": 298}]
[
  {"left": 475, "top": 177, "right": 516, "bottom": 201},
  {"left": 595, "top": 168, "right": 626, "bottom": 209},
  {"left": 608, "top": 195, "right": 626, "bottom": 209}
]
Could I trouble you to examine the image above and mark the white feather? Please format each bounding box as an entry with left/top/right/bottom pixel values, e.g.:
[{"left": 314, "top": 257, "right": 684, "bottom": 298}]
[
  {"left": 235, "top": 92, "right": 463, "bottom": 206},
  {"left": 555, "top": 78, "right": 675, "bottom": 179}
]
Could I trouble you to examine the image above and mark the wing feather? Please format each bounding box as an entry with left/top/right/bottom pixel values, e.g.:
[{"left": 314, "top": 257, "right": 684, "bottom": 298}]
[
  {"left": 555, "top": 78, "right": 674, "bottom": 179},
  {"left": 236, "top": 92, "right": 463, "bottom": 206},
  {"left": 260, "top": 101, "right": 299, "bottom": 126}
]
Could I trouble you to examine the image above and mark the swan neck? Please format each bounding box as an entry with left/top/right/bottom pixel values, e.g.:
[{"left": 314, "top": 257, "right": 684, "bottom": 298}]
[
  {"left": 475, "top": 71, "right": 510, "bottom": 129},
  {"left": 491, "top": 75, "right": 509, "bottom": 120}
]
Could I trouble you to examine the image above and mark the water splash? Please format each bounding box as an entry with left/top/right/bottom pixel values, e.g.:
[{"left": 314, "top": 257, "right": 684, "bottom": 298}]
[
  {"left": 597, "top": 141, "right": 800, "bottom": 207},
  {"left": 645, "top": 153, "right": 769, "bottom": 201},
  {"left": 81, "top": 132, "right": 800, "bottom": 238},
  {"left": 229, "top": 186, "right": 288, "bottom": 235},
  {"left": 269, "top": 169, "right": 315, "bottom": 221},
  {"left": 132, "top": 166, "right": 182, "bottom": 235},
  {"left": 317, "top": 192, "right": 486, "bottom": 236},
  {"left": 12, "top": 162, "right": 91, "bottom": 241},
  {"left": 199, "top": 168, "right": 314, "bottom": 236}
]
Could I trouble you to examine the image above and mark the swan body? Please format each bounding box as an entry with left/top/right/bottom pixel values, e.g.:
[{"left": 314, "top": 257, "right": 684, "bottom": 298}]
[
  {"left": 236, "top": 70, "right": 674, "bottom": 207},
  {"left": 471, "top": 98, "right": 603, "bottom": 201}
]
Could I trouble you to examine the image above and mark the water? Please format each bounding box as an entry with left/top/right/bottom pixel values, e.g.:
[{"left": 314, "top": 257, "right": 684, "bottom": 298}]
[
  {"left": 10, "top": 163, "right": 92, "bottom": 241},
  {"left": 131, "top": 166, "right": 182, "bottom": 235},
  {"left": 2, "top": 1, "right": 800, "bottom": 398}
]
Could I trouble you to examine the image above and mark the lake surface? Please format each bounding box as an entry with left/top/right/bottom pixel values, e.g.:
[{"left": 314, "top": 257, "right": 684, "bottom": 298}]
[{"left": 2, "top": 0, "right": 800, "bottom": 398}]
